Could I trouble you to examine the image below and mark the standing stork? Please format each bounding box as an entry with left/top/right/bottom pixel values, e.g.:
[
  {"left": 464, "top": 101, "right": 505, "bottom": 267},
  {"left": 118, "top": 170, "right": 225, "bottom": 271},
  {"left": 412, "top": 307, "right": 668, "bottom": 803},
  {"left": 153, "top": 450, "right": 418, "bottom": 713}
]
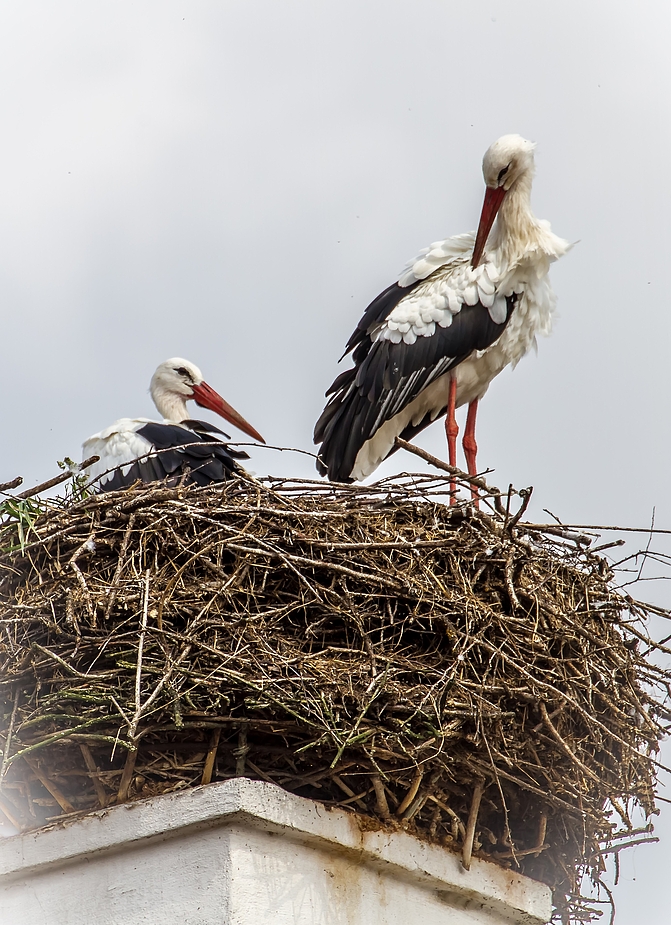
[
  {"left": 314, "top": 134, "right": 570, "bottom": 497},
  {"left": 83, "top": 358, "right": 265, "bottom": 491}
]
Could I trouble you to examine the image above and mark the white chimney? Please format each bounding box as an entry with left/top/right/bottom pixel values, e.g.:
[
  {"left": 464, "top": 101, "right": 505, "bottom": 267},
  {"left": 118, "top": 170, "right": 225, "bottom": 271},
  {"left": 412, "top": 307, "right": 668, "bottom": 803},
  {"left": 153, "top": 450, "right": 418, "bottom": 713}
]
[{"left": 0, "top": 778, "right": 551, "bottom": 924}]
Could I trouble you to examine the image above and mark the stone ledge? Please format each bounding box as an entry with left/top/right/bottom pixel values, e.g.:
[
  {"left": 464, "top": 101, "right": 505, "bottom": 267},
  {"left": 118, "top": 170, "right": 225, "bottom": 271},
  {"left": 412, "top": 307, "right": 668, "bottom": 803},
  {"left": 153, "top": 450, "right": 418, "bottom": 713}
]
[{"left": 0, "top": 777, "right": 551, "bottom": 924}]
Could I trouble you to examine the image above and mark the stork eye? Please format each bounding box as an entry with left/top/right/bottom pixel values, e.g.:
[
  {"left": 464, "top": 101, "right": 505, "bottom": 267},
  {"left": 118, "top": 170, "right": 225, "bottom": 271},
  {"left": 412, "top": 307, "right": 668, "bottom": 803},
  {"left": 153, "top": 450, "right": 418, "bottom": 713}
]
[
  {"left": 175, "top": 366, "right": 192, "bottom": 379},
  {"left": 497, "top": 164, "right": 510, "bottom": 183}
]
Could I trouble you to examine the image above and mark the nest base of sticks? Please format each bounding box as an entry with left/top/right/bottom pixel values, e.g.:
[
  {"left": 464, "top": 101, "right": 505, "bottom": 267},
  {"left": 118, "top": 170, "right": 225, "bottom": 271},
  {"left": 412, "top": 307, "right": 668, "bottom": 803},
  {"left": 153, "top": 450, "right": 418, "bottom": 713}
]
[{"left": 0, "top": 470, "right": 667, "bottom": 923}]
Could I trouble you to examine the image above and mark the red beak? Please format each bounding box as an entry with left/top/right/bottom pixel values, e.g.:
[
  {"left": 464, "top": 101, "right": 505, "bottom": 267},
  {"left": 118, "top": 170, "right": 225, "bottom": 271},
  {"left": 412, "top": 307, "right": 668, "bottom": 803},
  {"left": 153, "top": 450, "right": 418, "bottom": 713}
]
[
  {"left": 191, "top": 381, "right": 266, "bottom": 444},
  {"left": 471, "top": 185, "right": 507, "bottom": 268}
]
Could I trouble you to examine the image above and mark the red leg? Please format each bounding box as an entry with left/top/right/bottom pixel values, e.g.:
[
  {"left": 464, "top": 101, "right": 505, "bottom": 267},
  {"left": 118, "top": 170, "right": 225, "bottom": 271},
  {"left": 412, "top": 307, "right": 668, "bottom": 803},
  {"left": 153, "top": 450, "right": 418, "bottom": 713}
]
[
  {"left": 445, "top": 376, "right": 458, "bottom": 504},
  {"left": 463, "top": 399, "right": 479, "bottom": 506}
]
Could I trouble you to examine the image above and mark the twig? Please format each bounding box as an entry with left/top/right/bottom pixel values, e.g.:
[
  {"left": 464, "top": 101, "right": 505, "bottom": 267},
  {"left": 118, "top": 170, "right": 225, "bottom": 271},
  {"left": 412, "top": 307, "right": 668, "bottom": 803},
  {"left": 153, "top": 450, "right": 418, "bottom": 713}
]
[
  {"left": 402, "top": 789, "right": 429, "bottom": 822},
  {"left": 0, "top": 689, "right": 20, "bottom": 783},
  {"left": 525, "top": 524, "right": 594, "bottom": 546},
  {"left": 608, "top": 824, "right": 654, "bottom": 841},
  {"left": 0, "top": 477, "right": 23, "bottom": 493},
  {"left": 69, "top": 533, "right": 96, "bottom": 625},
  {"left": 104, "top": 513, "right": 137, "bottom": 620},
  {"left": 371, "top": 774, "right": 391, "bottom": 820},
  {"left": 427, "top": 794, "right": 466, "bottom": 838},
  {"left": 23, "top": 756, "right": 75, "bottom": 814},
  {"left": 534, "top": 812, "right": 547, "bottom": 856},
  {"left": 495, "top": 844, "right": 550, "bottom": 860},
  {"left": 201, "top": 728, "right": 221, "bottom": 785},
  {"left": 16, "top": 456, "right": 99, "bottom": 500},
  {"left": 234, "top": 725, "right": 249, "bottom": 777},
  {"left": 591, "top": 539, "right": 626, "bottom": 554},
  {"left": 540, "top": 703, "right": 601, "bottom": 785},
  {"left": 116, "top": 748, "right": 137, "bottom": 803},
  {"left": 331, "top": 774, "right": 368, "bottom": 811},
  {"left": 462, "top": 780, "right": 484, "bottom": 870},
  {"left": 79, "top": 744, "right": 108, "bottom": 808},
  {"left": 394, "top": 438, "right": 504, "bottom": 505},
  {"left": 129, "top": 571, "right": 151, "bottom": 741},
  {"left": 245, "top": 758, "right": 277, "bottom": 784},
  {"left": 32, "top": 644, "right": 114, "bottom": 681},
  {"left": 507, "top": 487, "right": 533, "bottom": 532},
  {"left": 597, "top": 836, "right": 659, "bottom": 856},
  {"left": 0, "top": 794, "right": 24, "bottom": 830},
  {"left": 396, "top": 766, "right": 423, "bottom": 815}
]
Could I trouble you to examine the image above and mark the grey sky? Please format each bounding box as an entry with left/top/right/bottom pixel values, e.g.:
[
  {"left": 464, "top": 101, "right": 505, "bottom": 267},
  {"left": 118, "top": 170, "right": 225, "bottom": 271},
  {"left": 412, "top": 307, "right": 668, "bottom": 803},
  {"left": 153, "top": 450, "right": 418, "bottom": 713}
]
[{"left": 1, "top": 2, "right": 669, "bottom": 919}]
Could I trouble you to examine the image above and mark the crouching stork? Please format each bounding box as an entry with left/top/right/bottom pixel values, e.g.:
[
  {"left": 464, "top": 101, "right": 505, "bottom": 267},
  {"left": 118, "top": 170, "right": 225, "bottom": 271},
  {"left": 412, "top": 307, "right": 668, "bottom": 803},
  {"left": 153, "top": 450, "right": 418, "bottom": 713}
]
[{"left": 83, "top": 358, "right": 265, "bottom": 491}]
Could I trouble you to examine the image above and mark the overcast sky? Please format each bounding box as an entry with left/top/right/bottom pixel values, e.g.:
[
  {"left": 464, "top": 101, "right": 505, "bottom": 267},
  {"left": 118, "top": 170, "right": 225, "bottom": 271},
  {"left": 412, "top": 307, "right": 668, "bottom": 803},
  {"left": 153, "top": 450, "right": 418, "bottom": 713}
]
[{"left": 1, "top": 2, "right": 670, "bottom": 919}]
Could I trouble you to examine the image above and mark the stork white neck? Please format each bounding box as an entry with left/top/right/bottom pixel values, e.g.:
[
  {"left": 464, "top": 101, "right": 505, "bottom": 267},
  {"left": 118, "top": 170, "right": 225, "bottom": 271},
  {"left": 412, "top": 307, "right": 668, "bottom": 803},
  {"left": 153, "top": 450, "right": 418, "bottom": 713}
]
[
  {"left": 151, "top": 386, "right": 190, "bottom": 423},
  {"left": 489, "top": 170, "right": 542, "bottom": 266}
]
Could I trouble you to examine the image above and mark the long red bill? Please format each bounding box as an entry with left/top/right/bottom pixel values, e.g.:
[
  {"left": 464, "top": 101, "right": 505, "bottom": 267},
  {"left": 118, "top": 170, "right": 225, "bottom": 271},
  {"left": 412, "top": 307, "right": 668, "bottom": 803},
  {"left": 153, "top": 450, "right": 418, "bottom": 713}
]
[
  {"left": 192, "top": 381, "right": 266, "bottom": 444},
  {"left": 471, "top": 185, "right": 507, "bottom": 269}
]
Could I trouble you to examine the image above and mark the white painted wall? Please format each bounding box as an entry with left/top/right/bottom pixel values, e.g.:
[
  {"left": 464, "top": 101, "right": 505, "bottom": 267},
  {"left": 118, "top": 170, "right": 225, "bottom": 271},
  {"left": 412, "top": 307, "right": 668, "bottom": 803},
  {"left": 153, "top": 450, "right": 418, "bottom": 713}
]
[{"left": 0, "top": 778, "right": 551, "bottom": 925}]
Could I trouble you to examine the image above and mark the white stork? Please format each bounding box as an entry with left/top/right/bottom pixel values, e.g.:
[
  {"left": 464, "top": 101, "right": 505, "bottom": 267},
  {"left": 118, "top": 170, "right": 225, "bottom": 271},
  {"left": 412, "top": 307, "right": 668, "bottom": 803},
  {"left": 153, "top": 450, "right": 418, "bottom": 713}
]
[
  {"left": 314, "top": 134, "right": 570, "bottom": 495},
  {"left": 83, "top": 358, "right": 265, "bottom": 491}
]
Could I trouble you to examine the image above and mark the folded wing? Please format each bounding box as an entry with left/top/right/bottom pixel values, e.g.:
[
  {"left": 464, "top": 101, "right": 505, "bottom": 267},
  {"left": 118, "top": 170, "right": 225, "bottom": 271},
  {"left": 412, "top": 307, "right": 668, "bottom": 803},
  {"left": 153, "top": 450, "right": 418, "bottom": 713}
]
[
  {"left": 315, "top": 252, "right": 519, "bottom": 482},
  {"left": 83, "top": 419, "right": 249, "bottom": 491}
]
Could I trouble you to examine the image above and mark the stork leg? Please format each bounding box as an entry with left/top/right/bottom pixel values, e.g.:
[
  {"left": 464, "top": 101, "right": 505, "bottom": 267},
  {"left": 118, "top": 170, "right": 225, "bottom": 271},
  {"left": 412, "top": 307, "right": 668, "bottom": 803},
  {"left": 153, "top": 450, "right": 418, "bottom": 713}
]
[
  {"left": 462, "top": 399, "right": 479, "bottom": 506},
  {"left": 445, "top": 376, "right": 459, "bottom": 504}
]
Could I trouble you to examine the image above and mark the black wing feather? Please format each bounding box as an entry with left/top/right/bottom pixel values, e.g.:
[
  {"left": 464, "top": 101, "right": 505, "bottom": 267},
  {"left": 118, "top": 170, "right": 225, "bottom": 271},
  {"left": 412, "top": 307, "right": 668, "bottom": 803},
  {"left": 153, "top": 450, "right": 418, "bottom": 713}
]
[
  {"left": 180, "top": 418, "right": 229, "bottom": 437},
  {"left": 180, "top": 419, "right": 250, "bottom": 460},
  {"left": 97, "top": 422, "right": 247, "bottom": 493},
  {"left": 315, "top": 295, "right": 518, "bottom": 482}
]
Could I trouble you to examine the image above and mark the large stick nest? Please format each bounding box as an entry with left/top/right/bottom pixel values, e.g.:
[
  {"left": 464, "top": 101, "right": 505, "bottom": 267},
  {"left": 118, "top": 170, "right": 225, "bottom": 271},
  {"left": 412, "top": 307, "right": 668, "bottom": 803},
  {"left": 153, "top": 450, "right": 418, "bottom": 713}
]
[{"left": 0, "top": 469, "right": 668, "bottom": 923}]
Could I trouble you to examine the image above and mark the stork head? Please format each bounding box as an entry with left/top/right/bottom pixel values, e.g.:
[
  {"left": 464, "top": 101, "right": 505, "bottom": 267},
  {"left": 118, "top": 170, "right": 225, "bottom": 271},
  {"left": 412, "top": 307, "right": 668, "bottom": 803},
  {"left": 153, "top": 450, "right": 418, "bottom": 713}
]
[
  {"left": 150, "top": 358, "right": 265, "bottom": 443},
  {"left": 472, "top": 134, "right": 536, "bottom": 268},
  {"left": 482, "top": 134, "right": 536, "bottom": 192}
]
